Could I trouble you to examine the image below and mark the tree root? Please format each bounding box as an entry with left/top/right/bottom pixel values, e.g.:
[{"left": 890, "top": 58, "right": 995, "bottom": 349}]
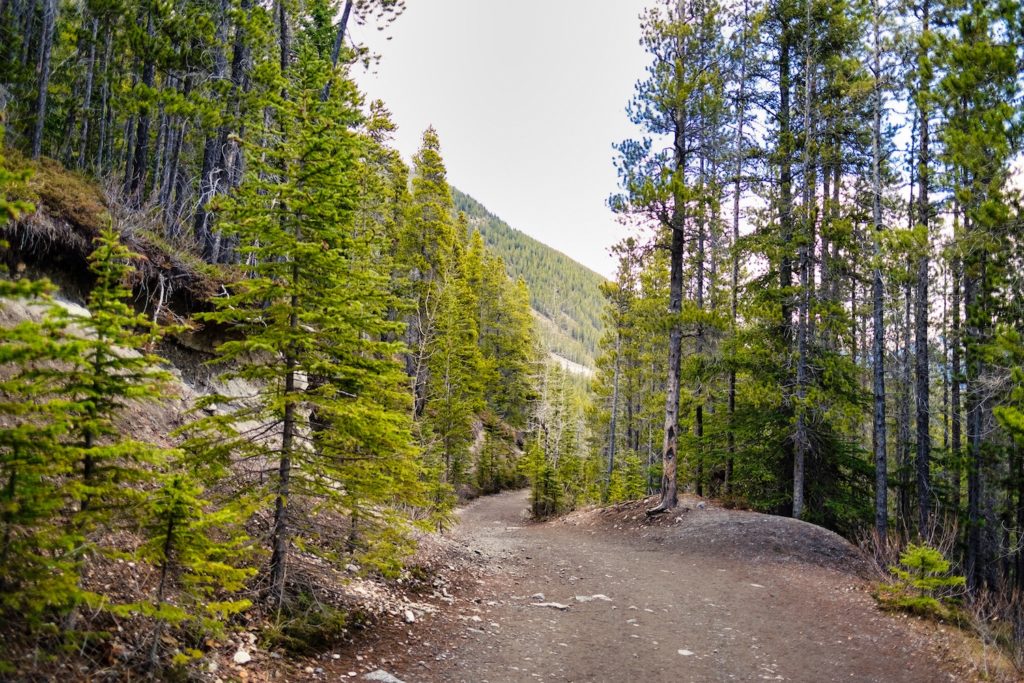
[{"left": 645, "top": 503, "right": 671, "bottom": 516}]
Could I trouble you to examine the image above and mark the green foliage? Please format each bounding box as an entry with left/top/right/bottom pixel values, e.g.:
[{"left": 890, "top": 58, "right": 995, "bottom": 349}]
[
  {"left": 523, "top": 440, "right": 562, "bottom": 519},
  {"left": 185, "top": 49, "right": 424, "bottom": 603},
  {"left": 607, "top": 452, "right": 648, "bottom": 504},
  {"left": 262, "top": 592, "right": 352, "bottom": 655},
  {"left": 0, "top": 125, "right": 34, "bottom": 224},
  {"left": 60, "top": 227, "right": 173, "bottom": 519},
  {"left": 521, "top": 362, "right": 593, "bottom": 516},
  {"left": 1, "top": 223, "right": 181, "bottom": 632},
  {"left": 0, "top": 288, "right": 83, "bottom": 623},
  {"left": 879, "top": 544, "right": 966, "bottom": 618},
  {"left": 0, "top": 0, "right": 559, "bottom": 674},
  {"left": 994, "top": 329, "right": 1024, "bottom": 446},
  {"left": 475, "top": 426, "right": 523, "bottom": 495},
  {"left": 115, "top": 473, "right": 254, "bottom": 650}
]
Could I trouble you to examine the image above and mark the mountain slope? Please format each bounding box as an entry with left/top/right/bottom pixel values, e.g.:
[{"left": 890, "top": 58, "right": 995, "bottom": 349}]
[{"left": 452, "top": 187, "right": 605, "bottom": 368}]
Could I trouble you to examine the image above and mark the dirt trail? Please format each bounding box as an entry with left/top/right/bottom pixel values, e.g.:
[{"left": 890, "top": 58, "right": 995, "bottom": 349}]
[{"left": 414, "top": 489, "right": 954, "bottom": 683}]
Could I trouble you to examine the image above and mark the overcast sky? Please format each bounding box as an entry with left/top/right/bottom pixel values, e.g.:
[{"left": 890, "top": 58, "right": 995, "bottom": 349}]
[{"left": 351, "top": 0, "right": 652, "bottom": 279}]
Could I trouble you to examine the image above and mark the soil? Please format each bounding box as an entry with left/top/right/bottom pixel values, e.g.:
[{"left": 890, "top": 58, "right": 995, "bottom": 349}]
[{"left": 318, "top": 490, "right": 1000, "bottom": 683}]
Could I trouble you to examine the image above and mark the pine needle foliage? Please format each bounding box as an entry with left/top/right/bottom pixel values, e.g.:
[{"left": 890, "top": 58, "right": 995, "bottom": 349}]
[
  {"left": 186, "top": 48, "right": 423, "bottom": 604},
  {"left": 116, "top": 473, "right": 255, "bottom": 668},
  {"left": 59, "top": 226, "right": 173, "bottom": 522},
  {"left": 0, "top": 295, "right": 82, "bottom": 623},
  {"left": 879, "top": 543, "right": 966, "bottom": 618}
]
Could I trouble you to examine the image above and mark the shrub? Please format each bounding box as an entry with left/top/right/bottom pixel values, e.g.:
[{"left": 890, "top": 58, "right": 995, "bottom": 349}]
[{"left": 878, "top": 543, "right": 965, "bottom": 619}]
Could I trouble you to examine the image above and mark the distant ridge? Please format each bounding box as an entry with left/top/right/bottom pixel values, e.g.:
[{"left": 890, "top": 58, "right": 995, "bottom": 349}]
[{"left": 452, "top": 187, "right": 605, "bottom": 369}]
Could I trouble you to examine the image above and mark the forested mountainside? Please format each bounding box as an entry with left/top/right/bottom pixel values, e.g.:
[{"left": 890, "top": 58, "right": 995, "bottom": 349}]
[{"left": 452, "top": 187, "right": 605, "bottom": 369}]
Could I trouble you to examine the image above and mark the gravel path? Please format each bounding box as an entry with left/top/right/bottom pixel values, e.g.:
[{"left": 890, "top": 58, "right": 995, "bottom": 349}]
[{"left": 421, "top": 489, "right": 954, "bottom": 683}]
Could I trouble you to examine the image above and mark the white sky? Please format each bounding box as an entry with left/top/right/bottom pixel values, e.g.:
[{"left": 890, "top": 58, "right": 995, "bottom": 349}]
[{"left": 351, "top": 0, "right": 653, "bottom": 279}]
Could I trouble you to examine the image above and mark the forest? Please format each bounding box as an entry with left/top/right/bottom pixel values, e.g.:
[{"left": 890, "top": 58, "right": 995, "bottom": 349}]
[
  {"left": 569, "top": 0, "right": 1024, "bottom": 651},
  {"left": 1, "top": 0, "right": 1024, "bottom": 676},
  {"left": 0, "top": 0, "right": 547, "bottom": 674}
]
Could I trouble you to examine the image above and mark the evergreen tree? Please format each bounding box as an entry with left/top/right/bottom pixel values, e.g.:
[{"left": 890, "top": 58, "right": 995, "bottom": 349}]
[
  {"left": 0, "top": 265, "right": 81, "bottom": 625},
  {"left": 119, "top": 473, "right": 254, "bottom": 668},
  {"left": 60, "top": 226, "right": 172, "bottom": 522},
  {"left": 188, "top": 49, "right": 422, "bottom": 604},
  {"left": 938, "top": 0, "right": 1019, "bottom": 589},
  {"left": 611, "top": 0, "right": 728, "bottom": 513}
]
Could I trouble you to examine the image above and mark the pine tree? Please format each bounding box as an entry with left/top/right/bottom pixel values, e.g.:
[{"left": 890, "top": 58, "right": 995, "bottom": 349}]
[
  {"left": 611, "top": 0, "right": 727, "bottom": 514},
  {"left": 1, "top": 221, "right": 179, "bottom": 629},
  {"left": 188, "top": 49, "right": 422, "bottom": 604},
  {"left": 423, "top": 265, "right": 484, "bottom": 494},
  {"left": 0, "top": 270, "right": 82, "bottom": 625},
  {"left": 57, "top": 227, "right": 172, "bottom": 525},
  {"left": 938, "top": 0, "right": 1019, "bottom": 589},
  {"left": 0, "top": 123, "right": 83, "bottom": 625},
  {"left": 118, "top": 472, "right": 254, "bottom": 669},
  {"left": 400, "top": 127, "right": 460, "bottom": 418}
]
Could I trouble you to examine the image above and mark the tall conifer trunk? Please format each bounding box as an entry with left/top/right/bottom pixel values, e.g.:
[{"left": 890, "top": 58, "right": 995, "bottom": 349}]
[
  {"left": 31, "top": 0, "right": 56, "bottom": 159},
  {"left": 607, "top": 333, "right": 621, "bottom": 498},
  {"left": 914, "top": 0, "right": 932, "bottom": 534},
  {"left": 726, "top": 0, "right": 748, "bottom": 491},
  {"left": 128, "top": 8, "right": 156, "bottom": 202},
  {"left": 792, "top": 0, "right": 814, "bottom": 519},
  {"left": 269, "top": 246, "right": 299, "bottom": 604},
  {"left": 78, "top": 17, "right": 98, "bottom": 168},
  {"left": 651, "top": 220, "right": 684, "bottom": 514},
  {"left": 951, "top": 237, "right": 962, "bottom": 516},
  {"left": 870, "top": 0, "right": 888, "bottom": 540}
]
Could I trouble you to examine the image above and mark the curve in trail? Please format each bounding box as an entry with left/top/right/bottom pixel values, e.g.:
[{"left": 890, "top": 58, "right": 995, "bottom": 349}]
[{"left": 428, "top": 489, "right": 952, "bottom": 683}]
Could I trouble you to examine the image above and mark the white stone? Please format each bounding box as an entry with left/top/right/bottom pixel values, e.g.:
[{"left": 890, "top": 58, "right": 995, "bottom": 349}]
[
  {"left": 364, "top": 671, "right": 406, "bottom": 683},
  {"left": 529, "top": 602, "right": 569, "bottom": 610}
]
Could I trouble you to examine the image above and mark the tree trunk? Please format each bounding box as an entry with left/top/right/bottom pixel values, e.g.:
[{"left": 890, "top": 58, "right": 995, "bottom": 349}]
[
  {"left": 964, "top": 228, "right": 981, "bottom": 589},
  {"left": 30, "top": 0, "right": 56, "bottom": 159},
  {"left": 650, "top": 223, "right": 684, "bottom": 515},
  {"left": 193, "top": 0, "right": 232, "bottom": 257},
  {"left": 96, "top": 25, "right": 112, "bottom": 172},
  {"left": 78, "top": 17, "right": 98, "bottom": 168},
  {"left": 606, "top": 332, "right": 621, "bottom": 497},
  {"left": 914, "top": 0, "right": 932, "bottom": 535},
  {"left": 128, "top": 8, "right": 156, "bottom": 203},
  {"left": 899, "top": 281, "right": 912, "bottom": 529},
  {"left": 695, "top": 151, "right": 707, "bottom": 498},
  {"left": 870, "top": 0, "right": 888, "bottom": 540},
  {"left": 726, "top": 4, "right": 747, "bottom": 488},
  {"left": 951, "top": 244, "right": 962, "bottom": 516},
  {"left": 320, "top": 0, "right": 353, "bottom": 101},
  {"left": 792, "top": 1, "right": 814, "bottom": 520},
  {"left": 269, "top": 258, "right": 299, "bottom": 604},
  {"left": 776, "top": 17, "right": 797, "bottom": 515}
]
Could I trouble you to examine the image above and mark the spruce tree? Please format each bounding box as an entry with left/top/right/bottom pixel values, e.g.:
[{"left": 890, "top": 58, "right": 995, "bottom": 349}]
[
  {"left": 188, "top": 48, "right": 422, "bottom": 604},
  {"left": 119, "top": 473, "right": 254, "bottom": 668},
  {"left": 611, "top": 0, "right": 727, "bottom": 513},
  {"left": 0, "top": 296, "right": 82, "bottom": 624},
  {"left": 59, "top": 226, "right": 172, "bottom": 522},
  {"left": 0, "top": 123, "right": 82, "bottom": 624}
]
